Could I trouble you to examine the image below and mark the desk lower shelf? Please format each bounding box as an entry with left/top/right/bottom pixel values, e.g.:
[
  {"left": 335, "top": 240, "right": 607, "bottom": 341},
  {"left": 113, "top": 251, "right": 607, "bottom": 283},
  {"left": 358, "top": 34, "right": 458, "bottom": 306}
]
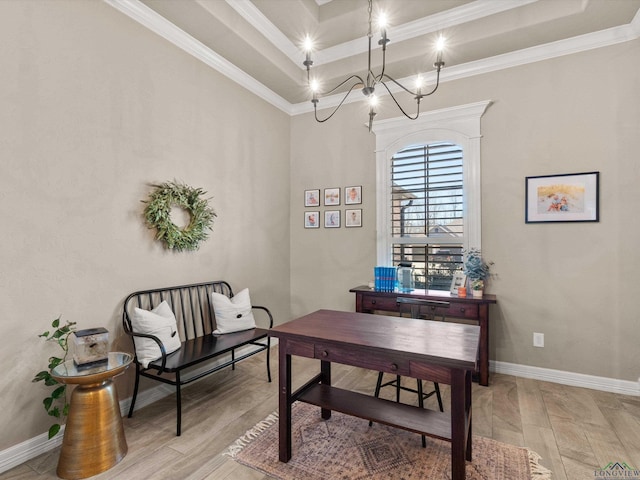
[{"left": 297, "top": 383, "right": 454, "bottom": 442}]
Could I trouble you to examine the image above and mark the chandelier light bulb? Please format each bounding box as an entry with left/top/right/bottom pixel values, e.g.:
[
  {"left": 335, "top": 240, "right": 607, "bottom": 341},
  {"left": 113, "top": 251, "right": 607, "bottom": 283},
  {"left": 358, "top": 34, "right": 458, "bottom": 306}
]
[
  {"left": 377, "top": 12, "right": 388, "bottom": 29},
  {"left": 435, "top": 36, "right": 445, "bottom": 66},
  {"left": 303, "top": 36, "right": 314, "bottom": 66},
  {"left": 310, "top": 79, "right": 320, "bottom": 102},
  {"left": 303, "top": 36, "right": 313, "bottom": 53},
  {"left": 415, "top": 75, "right": 423, "bottom": 97}
]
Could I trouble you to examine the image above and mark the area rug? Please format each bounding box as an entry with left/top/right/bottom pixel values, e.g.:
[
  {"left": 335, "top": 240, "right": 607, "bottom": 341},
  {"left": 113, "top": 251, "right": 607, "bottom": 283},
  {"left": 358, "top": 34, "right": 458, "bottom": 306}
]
[{"left": 226, "top": 402, "right": 552, "bottom": 480}]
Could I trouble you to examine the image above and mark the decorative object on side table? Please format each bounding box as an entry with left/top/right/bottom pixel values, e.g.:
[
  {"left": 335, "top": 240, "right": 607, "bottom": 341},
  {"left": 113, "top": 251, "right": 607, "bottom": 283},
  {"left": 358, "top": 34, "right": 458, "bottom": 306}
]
[
  {"left": 32, "top": 317, "right": 77, "bottom": 439},
  {"left": 73, "top": 328, "right": 109, "bottom": 367},
  {"left": 463, "top": 248, "right": 493, "bottom": 298}
]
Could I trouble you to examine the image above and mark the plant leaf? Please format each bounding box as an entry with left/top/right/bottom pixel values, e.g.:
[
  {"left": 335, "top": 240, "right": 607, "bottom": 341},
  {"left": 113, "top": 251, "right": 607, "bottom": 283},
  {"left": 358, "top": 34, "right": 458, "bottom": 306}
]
[
  {"left": 51, "top": 385, "right": 66, "bottom": 399},
  {"left": 48, "top": 424, "right": 60, "bottom": 439},
  {"left": 32, "top": 371, "right": 49, "bottom": 382}
]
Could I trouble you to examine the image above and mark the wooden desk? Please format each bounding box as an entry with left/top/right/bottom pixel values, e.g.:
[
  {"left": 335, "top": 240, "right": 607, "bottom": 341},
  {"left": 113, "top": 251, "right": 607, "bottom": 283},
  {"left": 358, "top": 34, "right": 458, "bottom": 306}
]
[
  {"left": 270, "top": 309, "right": 480, "bottom": 480},
  {"left": 350, "top": 286, "right": 496, "bottom": 386}
]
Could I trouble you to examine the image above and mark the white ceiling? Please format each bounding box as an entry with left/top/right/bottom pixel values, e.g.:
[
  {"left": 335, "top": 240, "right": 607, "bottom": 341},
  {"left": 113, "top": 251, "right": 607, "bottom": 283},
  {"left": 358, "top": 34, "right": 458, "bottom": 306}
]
[{"left": 106, "top": 0, "right": 640, "bottom": 114}]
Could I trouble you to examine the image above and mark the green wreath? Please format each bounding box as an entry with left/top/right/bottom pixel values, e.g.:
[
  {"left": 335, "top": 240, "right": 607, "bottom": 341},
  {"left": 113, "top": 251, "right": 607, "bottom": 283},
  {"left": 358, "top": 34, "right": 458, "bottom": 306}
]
[{"left": 143, "top": 181, "right": 216, "bottom": 251}]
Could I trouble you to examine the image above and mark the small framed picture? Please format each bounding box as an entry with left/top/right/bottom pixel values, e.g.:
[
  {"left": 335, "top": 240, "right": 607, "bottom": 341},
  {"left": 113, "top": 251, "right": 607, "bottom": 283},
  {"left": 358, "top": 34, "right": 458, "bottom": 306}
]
[
  {"left": 324, "top": 188, "right": 340, "bottom": 206},
  {"left": 345, "top": 209, "right": 362, "bottom": 227},
  {"left": 304, "top": 211, "right": 319, "bottom": 229},
  {"left": 324, "top": 210, "right": 340, "bottom": 228},
  {"left": 449, "top": 271, "right": 467, "bottom": 294},
  {"left": 304, "top": 189, "right": 320, "bottom": 207},
  {"left": 345, "top": 186, "right": 362, "bottom": 205},
  {"left": 525, "top": 171, "right": 599, "bottom": 223}
]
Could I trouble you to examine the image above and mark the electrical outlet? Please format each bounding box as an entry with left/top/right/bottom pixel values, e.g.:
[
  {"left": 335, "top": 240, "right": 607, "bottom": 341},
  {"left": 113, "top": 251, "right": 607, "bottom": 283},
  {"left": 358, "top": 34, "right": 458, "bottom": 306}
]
[{"left": 533, "top": 332, "right": 544, "bottom": 348}]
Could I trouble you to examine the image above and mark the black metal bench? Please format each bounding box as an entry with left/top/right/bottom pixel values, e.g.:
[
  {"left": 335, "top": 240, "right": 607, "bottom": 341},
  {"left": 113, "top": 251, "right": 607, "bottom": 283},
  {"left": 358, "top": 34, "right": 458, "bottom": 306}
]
[{"left": 122, "top": 281, "right": 272, "bottom": 436}]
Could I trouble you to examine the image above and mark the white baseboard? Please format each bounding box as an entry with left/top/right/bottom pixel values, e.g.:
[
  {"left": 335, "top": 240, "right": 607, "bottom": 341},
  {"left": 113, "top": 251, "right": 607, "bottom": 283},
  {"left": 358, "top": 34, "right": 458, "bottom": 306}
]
[
  {"left": 4, "top": 355, "right": 637, "bottom": 474},
  {"left": 0, "top": 344, "right": 271, "bottom": 474},
  {"left": 0, "top": 384, "right": 171, "bottom": 475},
  {"left": 491, "top": 360, "right": 640, "bottom": 396}
]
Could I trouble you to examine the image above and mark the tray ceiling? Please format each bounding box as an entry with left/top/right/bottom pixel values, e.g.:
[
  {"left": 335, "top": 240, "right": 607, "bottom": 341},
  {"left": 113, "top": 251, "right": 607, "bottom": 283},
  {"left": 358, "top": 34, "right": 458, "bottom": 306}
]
[{"left": 107, "top": 0, "right": 640, "bottom": 114}]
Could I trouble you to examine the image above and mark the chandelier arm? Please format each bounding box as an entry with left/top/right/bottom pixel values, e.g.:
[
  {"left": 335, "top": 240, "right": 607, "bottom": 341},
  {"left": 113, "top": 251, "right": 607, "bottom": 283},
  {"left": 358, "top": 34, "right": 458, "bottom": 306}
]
[
  {"left": 379, "top": 81, "right": 420, "bottom": 121},
  {"left": 313, "top": 82, "right": 365, "bottom": 123},
  {"left": 374, "top": 41, "right": 387, "bottom": 84},
  {"left": 382, "top": 65, "right": 443, "bottom": 98},
  {"left": 314, "top": 74, "right": 365, "bottom": 97},
  {"left": 380, "top": 74, "right": 417, "bottom": 96},
  {"left": 418, "top": 67, "right": 442, "bottom": 97}
]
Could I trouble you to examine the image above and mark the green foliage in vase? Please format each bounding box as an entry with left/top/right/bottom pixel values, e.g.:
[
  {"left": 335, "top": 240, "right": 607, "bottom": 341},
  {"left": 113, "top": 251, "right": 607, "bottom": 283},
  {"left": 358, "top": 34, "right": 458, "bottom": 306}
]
[
  {"left": 463, "top": 248, "right": 493, "bottom": 290},
  {"left": 32, "top": 317, "right": 76, "bottom": 439}
]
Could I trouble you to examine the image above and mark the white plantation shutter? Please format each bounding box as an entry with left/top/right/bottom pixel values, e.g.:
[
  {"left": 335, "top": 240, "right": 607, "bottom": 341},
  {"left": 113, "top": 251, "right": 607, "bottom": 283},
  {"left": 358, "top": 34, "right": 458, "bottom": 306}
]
[{"left": 390, "top": 142, "right": 464, "bottom": 290}]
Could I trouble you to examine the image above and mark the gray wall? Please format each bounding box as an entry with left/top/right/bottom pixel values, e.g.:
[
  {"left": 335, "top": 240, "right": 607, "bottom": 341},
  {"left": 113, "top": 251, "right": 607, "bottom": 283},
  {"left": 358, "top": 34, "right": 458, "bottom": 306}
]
[
  {"left": 0, "top": 1, "right": 290, "bottom": 449},
  {"left": 290, "top": 39, "right": 640, "bottom": 383}
]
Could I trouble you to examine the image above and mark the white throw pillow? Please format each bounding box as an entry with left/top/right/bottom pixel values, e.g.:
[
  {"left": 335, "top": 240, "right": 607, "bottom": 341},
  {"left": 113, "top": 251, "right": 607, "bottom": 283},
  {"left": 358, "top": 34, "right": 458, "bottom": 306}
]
[
  {"left": 131, "top": 300, "right": 182, "bottom": 368},
  {"left": 211, "top": 288, "right": 256, "bottom": 334}
]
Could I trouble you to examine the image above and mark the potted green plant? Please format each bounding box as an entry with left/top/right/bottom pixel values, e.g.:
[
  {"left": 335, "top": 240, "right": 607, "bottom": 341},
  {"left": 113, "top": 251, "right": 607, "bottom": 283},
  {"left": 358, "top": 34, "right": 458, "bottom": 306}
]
[
  {"left": 463, "top": 248, "right": 492, "bottom": 298},
  {"left": 32, "top": 316, "right": 76, "bottom": 439}
]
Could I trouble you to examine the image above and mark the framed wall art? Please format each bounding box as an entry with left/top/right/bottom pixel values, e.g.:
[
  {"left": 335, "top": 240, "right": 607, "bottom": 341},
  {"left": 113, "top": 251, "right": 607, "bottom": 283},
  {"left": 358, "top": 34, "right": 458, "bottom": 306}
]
[
  {"left": 525, "top": 171, "right": 599, "bottom": 223},
  {"left": 324, "top": 188, "right": 340, "bottom": 206},
  {"left": 304, "top": 211, "right": 319, "bottom": 228},
  {"left": 324, "top": 210, "right": 340, "bottom": 228},
  {"left": 304, "top": 189, "right": 320, "bottom": 207},
  {"left": 345, "top": 209, "right": 362, "bottom": 227},
  {"left": 345, "top": 185, "right": 362, "bottom": 205}
]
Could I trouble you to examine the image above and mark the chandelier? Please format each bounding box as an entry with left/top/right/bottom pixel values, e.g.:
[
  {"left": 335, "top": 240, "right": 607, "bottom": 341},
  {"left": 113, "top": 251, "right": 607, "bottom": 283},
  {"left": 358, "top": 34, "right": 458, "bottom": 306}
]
[{"left": 303, "top": 0, "right": 445, "bottom": 132}]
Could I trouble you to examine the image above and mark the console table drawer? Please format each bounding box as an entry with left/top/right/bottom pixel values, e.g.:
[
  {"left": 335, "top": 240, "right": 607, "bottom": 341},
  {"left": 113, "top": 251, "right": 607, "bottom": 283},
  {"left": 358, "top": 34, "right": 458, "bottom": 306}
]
[
  {"left": 447, "top": 302, "right": 479, "bottom": 320},
  {"left": 314, "top": 344, "right": 411, "bottom": 376},
  {"left": 362, "top": 295, "right": 479, "bottom": 320},
  {"left": 361, "top": 295, "right": 397, "bottom": 312}
]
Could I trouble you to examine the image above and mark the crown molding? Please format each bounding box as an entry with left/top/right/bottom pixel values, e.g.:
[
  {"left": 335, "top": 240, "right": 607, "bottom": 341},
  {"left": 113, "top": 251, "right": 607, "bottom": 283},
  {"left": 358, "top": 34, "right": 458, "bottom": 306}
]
[
  {"left": 292, "top": 18, "right": 640, "bottom": 115},
  {"left": 315, "top": 0, "right": 538, "bottom": 65},
  {"left": 225, "top": 0, "right": 301, "bottom": 60},
  {"left": 226, "top": 0, "right": 538, "bottom": 67},
  {"left": 104, "top": 0, "right": 294, "bottom": 115},
  {"left": 104, "top": 0, "right": 639, "bottom": 118}
]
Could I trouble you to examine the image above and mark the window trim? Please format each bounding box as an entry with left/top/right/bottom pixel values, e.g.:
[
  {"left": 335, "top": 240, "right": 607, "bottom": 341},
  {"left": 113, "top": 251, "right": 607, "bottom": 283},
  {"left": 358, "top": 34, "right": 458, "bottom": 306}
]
[{"left": 372, "top": 100, "right": 492, "bottom": 266}]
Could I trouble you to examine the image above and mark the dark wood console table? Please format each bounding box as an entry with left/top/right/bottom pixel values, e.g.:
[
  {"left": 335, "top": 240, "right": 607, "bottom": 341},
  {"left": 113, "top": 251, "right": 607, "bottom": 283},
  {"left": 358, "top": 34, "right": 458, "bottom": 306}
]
[
  {"left": 350, "top": 285, "right": 496, "bottom": 386},
  {"left": 270, "top": 309, "right": 480, "bottom": 480}
]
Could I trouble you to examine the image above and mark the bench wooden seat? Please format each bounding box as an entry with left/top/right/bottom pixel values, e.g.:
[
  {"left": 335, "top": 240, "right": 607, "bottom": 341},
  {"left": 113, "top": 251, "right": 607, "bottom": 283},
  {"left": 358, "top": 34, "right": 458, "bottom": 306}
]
[{"left": 122, "top": 281, "right": 272, "bottom": 436}]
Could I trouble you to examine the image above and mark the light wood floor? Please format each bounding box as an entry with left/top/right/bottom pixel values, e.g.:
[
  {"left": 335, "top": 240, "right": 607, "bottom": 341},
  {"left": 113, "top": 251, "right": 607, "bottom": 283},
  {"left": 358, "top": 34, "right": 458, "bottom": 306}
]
[{"left": 4, "top": 347, "right": 640, "bottom": 480}]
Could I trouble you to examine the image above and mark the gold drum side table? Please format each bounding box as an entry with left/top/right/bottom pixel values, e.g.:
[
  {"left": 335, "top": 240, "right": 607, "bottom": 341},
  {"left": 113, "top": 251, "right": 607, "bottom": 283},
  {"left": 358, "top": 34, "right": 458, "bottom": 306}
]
[{"left": 51, "top": 352, "right": 132, "bottom": 480}]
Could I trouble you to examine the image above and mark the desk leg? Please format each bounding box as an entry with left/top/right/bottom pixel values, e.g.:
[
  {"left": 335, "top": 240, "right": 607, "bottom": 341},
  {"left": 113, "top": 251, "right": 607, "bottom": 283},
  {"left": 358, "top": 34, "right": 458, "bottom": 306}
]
[
  {"left": 450, "top": 369, "right": 472, "bottom": 480},
  {"left": 278, "top": 340, "right": 292, "bottom": 463},
  {"left": 320, "top": 360, "right": 331, "bottom": 420},
  {"left": 478, "top": 304, "right": 489, "bottom": 386}
]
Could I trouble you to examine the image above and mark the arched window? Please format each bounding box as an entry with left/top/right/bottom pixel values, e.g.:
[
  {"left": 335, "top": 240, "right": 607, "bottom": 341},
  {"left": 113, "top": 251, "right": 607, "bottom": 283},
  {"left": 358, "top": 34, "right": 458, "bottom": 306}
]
[{"left": 373, "top": 100, "right": 491, "bottom": 290}]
